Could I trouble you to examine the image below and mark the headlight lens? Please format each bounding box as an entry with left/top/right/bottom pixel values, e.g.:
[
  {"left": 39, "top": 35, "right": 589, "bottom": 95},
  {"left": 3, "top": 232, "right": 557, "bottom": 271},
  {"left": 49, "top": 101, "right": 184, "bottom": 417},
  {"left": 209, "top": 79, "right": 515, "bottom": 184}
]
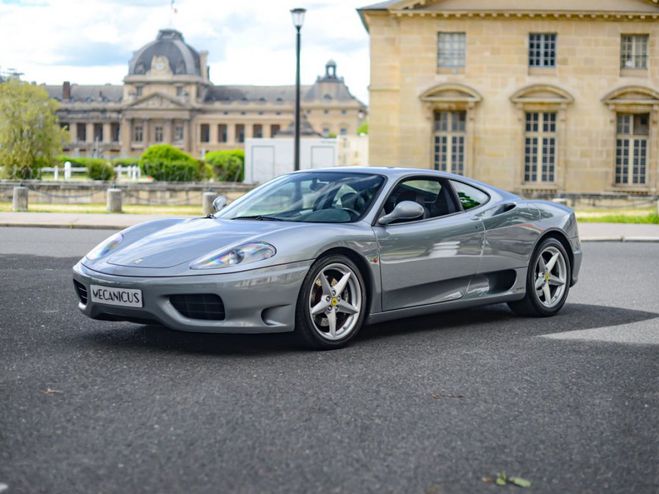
[
  {"left": 85, "top": 233, "right": 124, "bottom": 261},
  {"left": 190, "top": 242, "right": 276, "bottom": 270}
]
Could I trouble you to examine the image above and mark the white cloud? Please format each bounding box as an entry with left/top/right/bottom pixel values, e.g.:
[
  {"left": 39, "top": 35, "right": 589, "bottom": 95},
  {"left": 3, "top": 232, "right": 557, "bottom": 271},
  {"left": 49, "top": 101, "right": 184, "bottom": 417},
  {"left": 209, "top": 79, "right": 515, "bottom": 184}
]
[{"left": 0, "top": 0, "right": 371, "bottom": 102}]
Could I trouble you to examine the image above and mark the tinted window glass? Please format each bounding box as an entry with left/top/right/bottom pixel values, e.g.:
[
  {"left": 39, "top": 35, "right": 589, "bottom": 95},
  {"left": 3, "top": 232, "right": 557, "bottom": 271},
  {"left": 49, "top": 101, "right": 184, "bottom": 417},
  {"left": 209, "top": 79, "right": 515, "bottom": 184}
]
[
  {"left": 450, "top": 180, "right": 489, "bottom": 210},
  {"left": 385, "top": 178, "right": 457, "bottom": 221},
  {"left": 217, "top": 172, "right": 385, "bottom": 223}
]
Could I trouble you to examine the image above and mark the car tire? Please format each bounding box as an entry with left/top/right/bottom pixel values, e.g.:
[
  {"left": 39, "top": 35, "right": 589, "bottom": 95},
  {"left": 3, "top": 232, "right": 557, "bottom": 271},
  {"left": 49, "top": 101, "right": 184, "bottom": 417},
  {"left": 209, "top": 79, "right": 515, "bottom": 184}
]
[
  {"left": 295, "top": 254, "right": 367, "bottom": 350},
  {"left": 508, "top": 237, "right": 571, "bottom": 317}
]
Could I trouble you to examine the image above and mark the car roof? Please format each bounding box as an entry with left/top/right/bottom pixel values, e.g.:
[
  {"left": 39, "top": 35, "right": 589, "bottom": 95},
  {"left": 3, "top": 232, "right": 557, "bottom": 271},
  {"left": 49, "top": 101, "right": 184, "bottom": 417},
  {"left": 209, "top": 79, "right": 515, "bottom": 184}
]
[{"left": 289, "top": 166, "right": 518, "bottom": 200}]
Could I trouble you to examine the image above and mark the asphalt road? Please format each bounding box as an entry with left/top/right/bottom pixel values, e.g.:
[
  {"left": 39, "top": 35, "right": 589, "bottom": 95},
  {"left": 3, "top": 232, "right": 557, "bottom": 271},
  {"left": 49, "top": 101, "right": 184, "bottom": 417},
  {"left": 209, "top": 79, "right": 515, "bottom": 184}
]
[{"left": 1, "top": 227, "right": 657, "bottom": 494}]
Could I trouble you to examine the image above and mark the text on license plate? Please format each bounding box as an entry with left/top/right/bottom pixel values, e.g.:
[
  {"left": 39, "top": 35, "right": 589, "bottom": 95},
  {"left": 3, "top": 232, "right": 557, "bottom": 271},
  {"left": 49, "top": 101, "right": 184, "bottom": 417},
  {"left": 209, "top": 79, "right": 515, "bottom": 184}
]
[{"left": 90, "top": 285, "right": 143, "bottom": 308}]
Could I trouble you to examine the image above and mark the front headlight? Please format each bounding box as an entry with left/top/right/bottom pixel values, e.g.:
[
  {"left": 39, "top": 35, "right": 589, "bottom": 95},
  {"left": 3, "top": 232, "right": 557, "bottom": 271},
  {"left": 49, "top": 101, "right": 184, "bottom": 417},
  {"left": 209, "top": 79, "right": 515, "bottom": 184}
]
[
  {"left": 190, "top": 242, "right": 276, "bottom": 270},
  {"left": 85, "top": 232, "right": 124, "bottom": 261}
]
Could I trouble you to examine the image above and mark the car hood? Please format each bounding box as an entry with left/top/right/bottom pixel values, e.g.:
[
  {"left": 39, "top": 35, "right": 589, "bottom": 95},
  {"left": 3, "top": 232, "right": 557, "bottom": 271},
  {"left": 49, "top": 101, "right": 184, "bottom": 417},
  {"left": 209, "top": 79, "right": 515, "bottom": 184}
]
[{"left": 106, "top": 217, "right": 305, "bottom": 269}]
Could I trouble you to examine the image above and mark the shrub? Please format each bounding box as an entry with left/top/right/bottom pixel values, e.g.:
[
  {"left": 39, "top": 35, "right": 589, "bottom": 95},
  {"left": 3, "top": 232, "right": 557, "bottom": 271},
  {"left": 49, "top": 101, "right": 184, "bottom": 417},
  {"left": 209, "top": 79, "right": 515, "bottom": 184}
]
[
  {"left": 139, "top": 144, "right": 206, "bottom": 182},
  {"left": 140, "top": 144, "right": 197, "bottom": 166},
  {"left": 205, "top": 150, "right": 245, "bottom": 182},
  {"left": 82, "top": 158, "right": 115, "bottom": 181},
  {"left": 140, "top": 160, "right": 203, "bottom": 182}
]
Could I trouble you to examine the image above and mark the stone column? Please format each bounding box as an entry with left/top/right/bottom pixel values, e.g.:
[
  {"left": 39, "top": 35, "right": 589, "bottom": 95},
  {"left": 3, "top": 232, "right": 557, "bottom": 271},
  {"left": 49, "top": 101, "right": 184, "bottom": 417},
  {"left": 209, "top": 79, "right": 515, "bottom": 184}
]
[
  {"left": 226, "top": 124, "right": 235, "bottom": 145},
  {"left": 86, "top": 123, "right": 94, "bottom": 143},
  {"left": 103, "top": 122, "right": 112, "bottom": 144},
  {"left": 107, "top": 188, "right": 122, "bottom": 213},
  {"left": 12, "top": 186, "right": 28, "bottom": 212}
]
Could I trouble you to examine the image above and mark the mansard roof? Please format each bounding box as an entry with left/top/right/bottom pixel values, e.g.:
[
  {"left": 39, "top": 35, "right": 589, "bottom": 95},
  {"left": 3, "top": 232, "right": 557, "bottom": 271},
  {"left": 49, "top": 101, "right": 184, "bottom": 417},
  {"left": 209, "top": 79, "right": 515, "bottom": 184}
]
[
  {"left": 44, "top": 84, "right": 123, "bottom": 103},
  {"left": 204, "top": 85, "right": 309, "bottom": 104}
]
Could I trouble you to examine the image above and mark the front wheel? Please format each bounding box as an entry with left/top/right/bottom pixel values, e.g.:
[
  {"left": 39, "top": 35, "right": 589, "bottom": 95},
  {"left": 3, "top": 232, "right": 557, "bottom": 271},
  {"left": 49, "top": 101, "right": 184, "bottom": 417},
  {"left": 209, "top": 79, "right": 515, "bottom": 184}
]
[
  {"left": 508, "top": 238, "right": 571, "bottom": 317},
  {"left": 295, "top": 255, "right": 366, "bottom": 350}
]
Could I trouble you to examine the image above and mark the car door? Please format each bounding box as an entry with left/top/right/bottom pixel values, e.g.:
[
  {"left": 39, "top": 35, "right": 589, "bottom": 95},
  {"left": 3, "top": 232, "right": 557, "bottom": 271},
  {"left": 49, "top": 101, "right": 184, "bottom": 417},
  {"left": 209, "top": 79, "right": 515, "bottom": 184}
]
[
  {"left": 449, "top": 179, "right": 541, "bottom": 274},
  {"left": 373, "top": 177, "right": 485, "bottom": 312}
]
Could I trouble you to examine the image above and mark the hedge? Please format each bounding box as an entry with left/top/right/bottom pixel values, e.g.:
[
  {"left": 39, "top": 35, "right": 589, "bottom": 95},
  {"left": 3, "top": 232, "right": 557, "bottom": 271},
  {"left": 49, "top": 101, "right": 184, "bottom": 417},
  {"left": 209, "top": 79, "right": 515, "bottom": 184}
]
[
  {"left": 205, "top": 150, "right": 244, "bottom": 182},
  {"left": 54, "top": 156, "right": 116, "bottom": 180},
  {"left": 138, "top": 144, "right": 207, "bottom": 182}
]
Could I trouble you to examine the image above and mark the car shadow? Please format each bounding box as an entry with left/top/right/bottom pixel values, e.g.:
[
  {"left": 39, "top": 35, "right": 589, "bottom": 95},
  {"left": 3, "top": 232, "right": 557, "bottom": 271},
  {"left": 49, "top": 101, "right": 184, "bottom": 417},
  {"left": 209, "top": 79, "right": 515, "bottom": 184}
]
[
  {"left": 357, "top": 302, "right": 658, "bottom": 343},
  {"left": 75, "top": 302, "right": 658, "bottom": 356}
]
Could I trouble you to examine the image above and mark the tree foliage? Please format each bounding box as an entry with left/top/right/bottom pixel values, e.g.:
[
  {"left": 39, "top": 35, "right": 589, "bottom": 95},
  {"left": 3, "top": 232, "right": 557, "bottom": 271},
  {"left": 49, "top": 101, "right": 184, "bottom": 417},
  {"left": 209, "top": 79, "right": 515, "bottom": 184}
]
[
  {"left": 139, "top": 144, "right": 205, "bottom": 182},
  {"left": 0, "top": 79, "right": 67, "bottom": 178},
  {"left": 357, "top": 121, "right": 368, "bottom": 135},
  {"left": 205, "top": 150, "right": 244, "bottom": 182}
]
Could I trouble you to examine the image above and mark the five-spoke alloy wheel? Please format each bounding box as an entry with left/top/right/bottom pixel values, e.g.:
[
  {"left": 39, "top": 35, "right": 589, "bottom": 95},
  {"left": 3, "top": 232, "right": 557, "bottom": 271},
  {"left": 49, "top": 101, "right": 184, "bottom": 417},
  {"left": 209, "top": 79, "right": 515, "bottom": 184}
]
[
  {"left": 508, "top": 237, "right": 571, "bottom": 317},
  {"left": 296, "top": 255, "right": 366, "bottom": 349}
]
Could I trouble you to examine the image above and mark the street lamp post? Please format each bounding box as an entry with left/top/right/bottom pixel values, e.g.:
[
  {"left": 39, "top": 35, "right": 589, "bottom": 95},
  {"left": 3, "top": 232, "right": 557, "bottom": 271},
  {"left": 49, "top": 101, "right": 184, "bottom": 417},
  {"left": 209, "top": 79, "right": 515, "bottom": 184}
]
[{"left": 290, "top": 8, "right": 306, "bottom": 172}]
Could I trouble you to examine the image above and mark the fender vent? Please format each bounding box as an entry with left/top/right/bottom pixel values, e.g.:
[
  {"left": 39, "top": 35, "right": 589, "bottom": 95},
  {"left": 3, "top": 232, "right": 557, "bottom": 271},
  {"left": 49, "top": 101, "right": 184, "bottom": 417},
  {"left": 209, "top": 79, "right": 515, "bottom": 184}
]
[
  {"left": 73, "top": 281, "right": 88, "bottom": 305},
  {"left": 170, "top": 294, "right": 226, "bottom": 321}
]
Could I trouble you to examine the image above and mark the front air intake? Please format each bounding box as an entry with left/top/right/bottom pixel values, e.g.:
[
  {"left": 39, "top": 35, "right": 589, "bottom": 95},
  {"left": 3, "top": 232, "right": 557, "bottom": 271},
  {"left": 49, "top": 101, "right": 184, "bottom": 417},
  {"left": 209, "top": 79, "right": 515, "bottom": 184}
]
[
  {"left": 73, "top": 280, "right": 88, "bottom": 305},
  {"left": 169, "top": 294, "right": 226, "bottom": 321}
]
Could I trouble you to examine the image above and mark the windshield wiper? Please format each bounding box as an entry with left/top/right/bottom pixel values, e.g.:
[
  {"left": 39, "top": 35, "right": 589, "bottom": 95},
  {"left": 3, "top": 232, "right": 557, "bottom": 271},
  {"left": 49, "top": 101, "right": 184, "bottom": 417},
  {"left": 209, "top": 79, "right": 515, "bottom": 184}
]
[{"left": 231, "top": 215, "right": 286, "bottom": 221}]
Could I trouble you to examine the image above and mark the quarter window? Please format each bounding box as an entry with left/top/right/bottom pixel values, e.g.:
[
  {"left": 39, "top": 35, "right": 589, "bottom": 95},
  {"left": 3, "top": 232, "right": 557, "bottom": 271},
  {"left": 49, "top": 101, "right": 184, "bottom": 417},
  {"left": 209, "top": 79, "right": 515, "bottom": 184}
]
[
  {"left": 437, "top": 32, "right": 466, "bottom": 68},
  {"left": 433, "top": 111, "right": 466, "bottom": 175},
  {"left": 529, "top": 33, "right": 556, "bottom": 67},
  {"left": 620, "top": 35, "right": 648, "bottom": 69},
  {"left": 524, "top": 112, "right": 557, "bottom": 183},
  {"left": 615, "top": 113, "right": 649, "bottom": 185},
  {"left": 450, "top": 180, "right": 489, "bottom": 210},
  {"left": 154, "top": 125, "right": 163, "bottom": 143}
]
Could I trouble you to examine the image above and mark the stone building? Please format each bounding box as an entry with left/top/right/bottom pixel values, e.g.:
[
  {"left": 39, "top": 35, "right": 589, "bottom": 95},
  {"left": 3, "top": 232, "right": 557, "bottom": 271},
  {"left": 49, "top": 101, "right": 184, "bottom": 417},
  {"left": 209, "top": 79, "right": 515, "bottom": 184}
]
[
  {"left": 45, "top": 29, "right": 366, "bottom": 159},
  {"left": 359, "top": 0, "right": 659, "bottom": 195}
]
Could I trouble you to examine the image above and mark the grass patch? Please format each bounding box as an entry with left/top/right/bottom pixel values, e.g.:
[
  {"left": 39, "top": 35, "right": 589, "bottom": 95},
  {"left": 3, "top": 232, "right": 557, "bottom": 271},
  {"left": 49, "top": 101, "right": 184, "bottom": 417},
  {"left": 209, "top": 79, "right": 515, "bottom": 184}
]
[
  {"left": 576, "top": 213, "right": 659, "bottom": 224},
  {"left": 0, "top": 202, "right": 200, "bottom": 216}
]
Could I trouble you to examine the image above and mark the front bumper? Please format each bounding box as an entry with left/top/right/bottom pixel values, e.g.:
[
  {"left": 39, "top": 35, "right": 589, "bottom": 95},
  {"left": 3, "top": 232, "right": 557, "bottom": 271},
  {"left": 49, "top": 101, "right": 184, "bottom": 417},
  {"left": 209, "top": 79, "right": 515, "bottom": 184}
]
[
  {"left": 569, "top": 236, "right": 583, "bottom": 286},
  {"left": 72, "top": 260, "right": 312, "bottom": 334}
]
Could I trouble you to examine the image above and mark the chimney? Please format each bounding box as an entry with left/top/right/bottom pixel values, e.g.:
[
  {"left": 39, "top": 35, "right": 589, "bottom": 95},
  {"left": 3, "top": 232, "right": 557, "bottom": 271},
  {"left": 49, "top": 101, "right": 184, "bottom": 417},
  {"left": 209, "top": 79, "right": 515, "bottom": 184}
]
[
  {"left": 63, "top": 81, "right": 71, "bottom": 100},
  {"left": 199, "top": 51, "right": 209, "bottom": 82}
]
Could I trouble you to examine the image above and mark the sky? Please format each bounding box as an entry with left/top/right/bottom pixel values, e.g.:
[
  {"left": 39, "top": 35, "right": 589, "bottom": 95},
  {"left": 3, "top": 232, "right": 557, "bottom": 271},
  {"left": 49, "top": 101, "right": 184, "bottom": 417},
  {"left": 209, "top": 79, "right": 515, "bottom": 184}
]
[{"left": 0, "top": 0, "right": 372, "bottom": 102}]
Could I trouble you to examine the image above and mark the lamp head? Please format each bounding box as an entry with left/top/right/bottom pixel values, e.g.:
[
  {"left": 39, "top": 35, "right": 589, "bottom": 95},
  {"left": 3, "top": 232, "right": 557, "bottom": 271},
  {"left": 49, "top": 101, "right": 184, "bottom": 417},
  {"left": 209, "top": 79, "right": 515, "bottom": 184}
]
[{"left": 290, "top": 8, "right": 306, "bottom": 29}]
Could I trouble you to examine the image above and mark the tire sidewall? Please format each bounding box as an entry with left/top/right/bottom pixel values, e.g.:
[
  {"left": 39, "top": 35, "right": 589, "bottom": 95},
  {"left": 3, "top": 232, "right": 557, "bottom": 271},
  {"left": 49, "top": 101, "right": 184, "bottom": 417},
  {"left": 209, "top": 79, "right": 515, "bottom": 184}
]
[
  {"left": 527, "top": 238, "right": 571, "bottom": 316},
  {"left": 296, "top": 254, "right": 367, "bottom": 349}
]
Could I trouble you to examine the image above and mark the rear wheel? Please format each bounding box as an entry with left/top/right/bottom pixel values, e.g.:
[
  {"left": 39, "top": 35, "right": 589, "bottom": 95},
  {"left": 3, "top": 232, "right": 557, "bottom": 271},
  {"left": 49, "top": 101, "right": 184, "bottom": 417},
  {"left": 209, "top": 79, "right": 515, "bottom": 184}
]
[
  {"left": 508, "top": 238, "right": 571, "bottom": 317},
  {"left": 295, "top": 255, "right": 366, "bottom": 350}
]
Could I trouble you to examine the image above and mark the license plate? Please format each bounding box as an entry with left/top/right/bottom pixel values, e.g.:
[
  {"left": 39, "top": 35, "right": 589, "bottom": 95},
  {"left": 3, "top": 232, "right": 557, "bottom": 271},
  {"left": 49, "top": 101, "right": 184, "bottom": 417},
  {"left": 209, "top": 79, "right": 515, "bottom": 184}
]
[{"left": 90, "top": 285, "right": 143, "bottom": 308}]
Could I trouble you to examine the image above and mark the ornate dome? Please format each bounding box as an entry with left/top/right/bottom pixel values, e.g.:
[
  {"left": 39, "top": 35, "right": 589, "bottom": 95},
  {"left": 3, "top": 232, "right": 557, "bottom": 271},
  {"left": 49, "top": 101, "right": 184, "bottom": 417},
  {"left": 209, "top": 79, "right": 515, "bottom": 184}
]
[{"left": 128, "top": 29, "right": 201, "bottom": 76}]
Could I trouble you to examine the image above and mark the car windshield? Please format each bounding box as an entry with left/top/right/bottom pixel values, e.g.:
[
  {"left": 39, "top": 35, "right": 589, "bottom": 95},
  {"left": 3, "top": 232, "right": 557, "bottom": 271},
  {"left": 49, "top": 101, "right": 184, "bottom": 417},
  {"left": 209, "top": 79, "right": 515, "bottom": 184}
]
[{"left": 216, "top": 172, "right": 385, "bottom": 223}]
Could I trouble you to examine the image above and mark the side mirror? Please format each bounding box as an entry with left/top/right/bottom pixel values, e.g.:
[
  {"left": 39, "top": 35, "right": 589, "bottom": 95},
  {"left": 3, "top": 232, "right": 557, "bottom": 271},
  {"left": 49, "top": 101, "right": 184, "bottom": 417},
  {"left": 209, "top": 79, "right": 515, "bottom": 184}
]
[
  {"left": 212, "top": 195, "right": 228, "bottom": 212},
  {"left": 378, "top": 200, "right": 425, "bottom": 225}
]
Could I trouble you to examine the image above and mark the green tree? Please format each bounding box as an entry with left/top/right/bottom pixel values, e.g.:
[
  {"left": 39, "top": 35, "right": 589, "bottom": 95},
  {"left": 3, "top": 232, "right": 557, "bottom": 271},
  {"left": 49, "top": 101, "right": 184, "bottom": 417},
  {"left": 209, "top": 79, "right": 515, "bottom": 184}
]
[
  {"left": 0, "top": 79, "right": 67, "bottom": 179},
  {"left": 357, "top": 121, "right": 368, "bottom": 135}
]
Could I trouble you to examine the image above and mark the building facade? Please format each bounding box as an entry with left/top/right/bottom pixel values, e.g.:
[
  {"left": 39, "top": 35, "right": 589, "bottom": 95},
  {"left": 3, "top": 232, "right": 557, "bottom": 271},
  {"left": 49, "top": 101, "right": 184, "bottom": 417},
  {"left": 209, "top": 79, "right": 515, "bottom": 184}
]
[
  {"left": 46, "top": 29, "right": 366, "bottom": 159},
  {"left": 359, "top": 0, "right": 659, "bottom": 195}
]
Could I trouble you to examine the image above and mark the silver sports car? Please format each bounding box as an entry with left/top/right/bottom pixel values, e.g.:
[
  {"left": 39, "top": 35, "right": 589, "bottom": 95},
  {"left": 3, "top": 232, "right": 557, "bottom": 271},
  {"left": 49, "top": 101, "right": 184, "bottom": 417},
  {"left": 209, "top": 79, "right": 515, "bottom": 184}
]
[{"left": 73, "top": 167, "right": 582, "bottom": 349}]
